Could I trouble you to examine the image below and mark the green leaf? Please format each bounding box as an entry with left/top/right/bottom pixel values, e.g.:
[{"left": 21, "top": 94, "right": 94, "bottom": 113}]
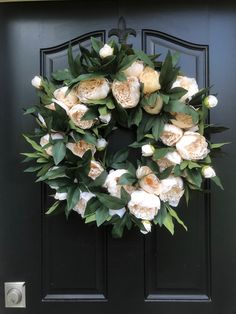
[
  {"left": 88, "top": 171, "right": 108, "bottom": 188},
  {"left": 52, "top": 68, "right": 73, "bottom": 81},
  {"left": 168, "top": 87, "right": 187, "bottom": 100},
  {"left": 153, "top": 147, "right": 175, "bottom": 160},
  {"left": 81, "top": 107, "right": 99, "bottom": 120},
  {"left": 96, "top": 193, "right": 126, "bottom": 209},
  {"left": 164, "top": 100, "right": 199, "bottom": 124},
  {"left": 120, "top": 187, "right": 131, "bottom": 204},
  {"left": 180, "top": 160, "right": 189, "bottom": 170},
  {"left": 113, "top": 71, "right": 127, "bottom": 81},
  {"left": 118, "top": 54, "right": 138, "bottom": 71},
  {"left": 23, "top": 106, "right": 38, "bottom": 115},
  {"left": 152, "top": 117, "right": 164, "bottom": 141},
  {"left": 118, "top": 172, "right": 136, "bottom": 185},
  {"left": 91, "top": 37, "right": 104, "bottom": 54},
  {"left": 24, "top": 165, "right": 42, "bottom": 173},
  {"left": 211, "top": 142, "right": 230, "bottom": 149},
  {"left": 111, "top": 218, "right": 126, "bottom": 238},
  {"left": 52, "top": 140, "right": 66, "bottom": 165},
  {"left": 163, "top": 212, "right": 174, "bottom": 235},
  {"left": 154, "top": 203, "right": 167, "bottom": 226},
  {"left": 67, "top": 185, "right": 80, "bottom": 210},
  {"left": 160, "top": 51, "right": 179, "bottom": 91},
  {"left": 168, "top": 207, "right": 188, "bottom": 231},
  {"left": 23, "top": 134, "right": 43, "bottom": 152},
  {"left": 134, "top": 49, "right": 154, "bottom": 68},
  {"left": 159, "top": 166, "right": 174, "bottom": 180},
  {"left": 95, "top": 207, "right": 110, "bottom": 227},
  {"left": 46, "top": 201, "right": 60, "bottom": 215},
  {"left": 188, "top": 161, "right": 202, "bottom": 170},
  {"left": 85, "top": 214, "right": 96, "bottom": 223},
  {"left": 211, "top": 176, "right": 224, "bottom": 190},
  {"left": 68, "top": 43, "right": 77, "bottom": 77},
  {"left": 185, "top": 168, "right": 202, "bottom": 188}
]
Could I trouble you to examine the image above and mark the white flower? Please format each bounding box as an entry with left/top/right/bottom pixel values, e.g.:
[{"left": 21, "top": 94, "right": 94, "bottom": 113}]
[
  {"left": 139, "top": 67, "right": 161, "bottom": 94},
  {"left": 73, "top": 192, "right": 95, "bottom": 217},
  {"left": 104, "top": 169, "right": 134, "bottom": 198},
  {"left": 76, "top": 78, "right": 110, "bottom": 103},
  {"left": 143, "top": 94, "right": 163, "bottom": 115},
  {"left": 40, "top": 133, "right": 64, "bottom": 156},
  {"left": 141, "top": 220, "right": 152, "bottom": 234},
  {"left": 176, "top": 131, "right": 209, "bottom": 160},
  {"left": 160, "top": 124, "right": 183, "bottom": 146},
  {"left": 109, "top": 208, "right": 126, "bottom": 218},
  {"left": 66, "top": 140, "right": 96, "bottom": 158},
  {"left": 68, "top": 104, "right": 95, "bottom": 129},
  {"left": 128, "top": 190, "right": 161, "bottom": 221},
  {"left": 96, "top": 138, "right": 108, "bottom": 151},
  {"left": 170, "top": 111, "right": 196, "bottom": 129},
  {"left": 141, "top": 144, "right": 155, "bottom": 157},
  {"left": 203, "top": 95, "right": 218, "bottom": 108},
  {"left": 88, "top": 160, "right": 104, "bottom": 180},
  {"left": 123, "top": 60, "right": 144, "bottom": 78},
  {"left": 156, "top": 151, "right": 182, "bottom": 172},
  {"left": 99, "top": 113, "right": 111, "bottom": 124},
  {"left": 137, "top": 166, "right": 162, "bottom": 195},
  {"left": 38, "top": 113, "right": 46, "bottom": 127},
  {"left": 54, "top": 192, "right": 67, "bottom": 200},
  {"left": 112, "top": 77, "right": 140, "bottom": 108},
  {"left": 99, "top": 44, "right": 114, "bottom": 59},
  {"left": 31, "top": 75, "right": 42, "bottom": 89},
  {"left": 53, "top": 86, "right": 78, "bottom": 109},
  {"left": 45, "top": 103, "right": 56, "bottom": 111},
  {"left": 172, "top": 76, "right": 199, "bottom": 102},
  {"left": 160, "top": 176, "right": 184, "bottom": 207},
  {"left": 202, "top": 166, "right": 216, "bottom": 178}
]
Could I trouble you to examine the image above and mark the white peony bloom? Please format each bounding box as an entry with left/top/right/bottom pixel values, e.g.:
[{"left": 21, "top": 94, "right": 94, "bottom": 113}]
[
  {"left": 104, "top": 169, "right": 134, "bottom": 198},
  {"left": 143, "top": 94, "right": 163, "bottom": 115},
  {"left": 137, "top": 166, "right": 162, "bottom": 195},
  {"left": 68, "top": 104, "right": 95, "bottom": 129},
  {"left": 202, "top": 166, "right": 216, "bottom": 178},
  {"left": 73, "top": 192, "right": 95, "bottom": 217},
  {"left": 141, "top": 144, "right": 155, "bottom": 157},
  {"left": 66, "top": 140, "right": 96, "bottom": 158},
  {"left": 141, "top": 220, "right": 152, "bottom": 234},
  {"left": 31, "top": 75, "right": 42, "bottom": 89},
  {"left": 99, "top": 44, "right": 114, "bottom": 59},
  {"left": 176, "top": 131, "right": 209, "bottom": 160},
  {"left": 170, "top": 111, "right": 196, "bottom": 129},
  {"left": 203, "top": 95, "right": 218, "bottom": 108},
  {"left": 156, "top": 151, "right": 182, "bottom": 172},
  {"left": 160, "top": 175, "right": 184, "bottom": 207},
  {"left": 40, "top": 133, "right": 64, "bottom": 156},
  {"left": 109, "top": 207, "right": 126, "bottom": 218},
  {"left": 112, "top": 77, "right": 140, "bottom": 108},
  {"left": 76, "top": 78, "right": 110, "bottom": 103},
  {"left": 99, "top": 113, "right": 111, "bottom": 124},
  {"left": 123, "top": 60, "right": 144, "bottom": 78},
  {"left": 53, "top": 86, "right": 78, "bottom": 109},
  {"left": 128, "top": 190, "right": 161, "bottom": 221},
  {"left": 88, "top": 160, "right": 104, "bottom": 180},
  {"left": 160, "top": 124, "right": 183, "bottom": 146},
  {"left": 96, "top": 138, "right": 108, "bottom": 151},
  {"left": 172, "top": 76, "right": 199, "bottom": 102},
  {"left": 139, "top": 67, "right": 161, "bottom": 94},
  {"left": 54, "top": 192, "right": 67, "bottom": 200}
]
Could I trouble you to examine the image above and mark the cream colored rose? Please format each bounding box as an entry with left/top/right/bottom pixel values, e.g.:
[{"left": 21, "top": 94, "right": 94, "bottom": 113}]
[
  {"left": 172, "top": 76, "right": 199, "bottom": 102},
  {"left": 73, "top": 192, "right": 95, "bottom": 217},
  {"left": 104, "top": 169, "right": 135, "bottom": 198},
  {"left": 31, "top": 75, "right": 42, "bottom": 89},
  {"left": 143, "top": 94, "right": 163, "bottom": 114},
  {"left": 66, "top": 140, "right": 96, "bottom": 158},
  {"left": 68, "top": 104, "right": 95, "bottom": 129},
  {"left": 156, "top": 151, "right": 182, "bottom": 172},
  {"left": 160, "top": 175, "right": 184, "bottom": 207},
  {"left": 176, "top": 131, "right": 209, "bottom": 160},
  {"left": 170, "top": 111, "right": 196, "bottom": 129},
  {"left": 123, "top": 60, "right": 144, "bottom": 78},
  {"left": 160, "top": 124, "right": 183, "bottom": 146},
  {"left": 141, "top": 220, "right": 152, "bottom": 234},
  {"left": 139, "top": 67, "right": 161, "bottom": 94},
  {"left": 53, "top": 86, "right": 78, "bottom": 109},
  {"left": 128, "top": 190, "right": 161, "bottom": 221},
  {"left": 76, "top": 78, "right": 110, "bottom": 103},
  {"left": 99, "top": 44, "right": 114, "bottom": 59},
  {"left": 112, "top": 77, "right": 140, "bottom": 108},
  {"left": 88, "top": 160, "right": 104, "bottom": 180},
  {"left": 40, "top": 133, "right": 64, "bottom": 156},
  {"left": 202, "top": 166, "right": 216, "bottom": 178},
  {"left": 136, "top": 166, "right": 162, "bottom": 195}
]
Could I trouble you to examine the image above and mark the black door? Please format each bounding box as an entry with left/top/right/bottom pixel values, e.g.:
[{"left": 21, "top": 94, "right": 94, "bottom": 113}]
[{"left": 0, "top": 1, "right": 235, "bottom": 313}]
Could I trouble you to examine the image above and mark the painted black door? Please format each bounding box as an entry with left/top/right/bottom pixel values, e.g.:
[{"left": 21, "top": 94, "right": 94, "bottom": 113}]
[{"left": 0, "top": 1, "right": 235, "bottom": 314}]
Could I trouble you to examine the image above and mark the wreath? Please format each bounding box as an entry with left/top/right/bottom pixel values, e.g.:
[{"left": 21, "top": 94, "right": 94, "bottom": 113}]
[{"left": 23, "top": 37, "right": 228, "bottom": 238}]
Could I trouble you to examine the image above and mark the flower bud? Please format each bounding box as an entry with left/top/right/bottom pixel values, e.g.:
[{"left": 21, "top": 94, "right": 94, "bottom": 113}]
[
  {"left": 203, "top": 95, "right": 218, "bottom": 108},
  {"left": 31, "top": 75, "right": 42, "bottom": 89},
  {"left": 99, "top": 44, "right": 114, "bottom": 59},
  {"left": 96, "top": 138, "right": 108, "bottom": 151},
  {"left": 202, "top": 166, "right": 216, "bottom": 178},
  {"left": 141, "top": 144, "right": 155, "bottom": 157},
  {"left": 141, "top": 220, "right": 152, "bottom": 234},
  {"left": 109, "top": 208, "right": 126, "bottom": 218},
  {"left": 99, "top": 113, "right": 111, "bottom": 124},
  {"left": 54, "top": 192, "right": 67, "bottom": 200}
]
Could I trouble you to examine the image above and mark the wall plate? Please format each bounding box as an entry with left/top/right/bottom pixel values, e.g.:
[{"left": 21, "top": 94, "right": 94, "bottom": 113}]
[{"left": 4, "top": 282, "right": 26, "bottom": 308}]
